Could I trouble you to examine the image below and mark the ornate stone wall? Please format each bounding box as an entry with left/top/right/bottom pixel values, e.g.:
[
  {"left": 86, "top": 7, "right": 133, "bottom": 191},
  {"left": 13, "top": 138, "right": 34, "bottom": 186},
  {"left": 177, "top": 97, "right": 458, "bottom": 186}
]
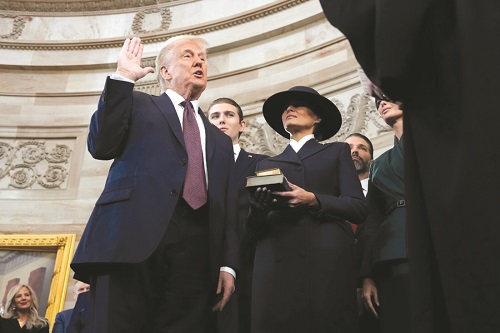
[{"left": 0, "top": 0, "right": 393, "bottom": 240}]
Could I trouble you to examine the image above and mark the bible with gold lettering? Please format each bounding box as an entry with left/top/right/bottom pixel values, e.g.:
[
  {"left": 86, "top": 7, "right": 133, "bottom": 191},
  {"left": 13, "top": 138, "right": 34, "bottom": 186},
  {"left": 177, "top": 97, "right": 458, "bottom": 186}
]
[{"left": 246, "top": 168, "right": 292, "bottom": 195}]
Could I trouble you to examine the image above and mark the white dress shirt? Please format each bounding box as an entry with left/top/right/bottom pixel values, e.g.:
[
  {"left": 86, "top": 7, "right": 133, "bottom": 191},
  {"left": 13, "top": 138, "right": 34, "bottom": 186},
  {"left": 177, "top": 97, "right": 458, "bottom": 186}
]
[
  {"left": 233, "top": 143, "right": 241, "bottom": 161},
  {"left": 290, "top": 134, "right": 315, "bottom": 153},
  {"left": 360, "top": 177, "right": 369, "bottom": 197}
]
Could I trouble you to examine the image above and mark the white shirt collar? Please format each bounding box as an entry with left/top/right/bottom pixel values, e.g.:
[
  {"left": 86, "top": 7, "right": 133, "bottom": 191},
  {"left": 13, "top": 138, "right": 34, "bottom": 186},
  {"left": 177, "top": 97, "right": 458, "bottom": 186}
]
[
  {"left": 233, "top": 143, "right": 241, "bottom": 161},
  {"left": 165, "top": 89, "right": 200, "bottom": 112},
  {"left": 360, "top": 177, "right": 369, "bottom": 197},
  {"left": 290, "top": 134, "right": 315, "bottom": 153}
]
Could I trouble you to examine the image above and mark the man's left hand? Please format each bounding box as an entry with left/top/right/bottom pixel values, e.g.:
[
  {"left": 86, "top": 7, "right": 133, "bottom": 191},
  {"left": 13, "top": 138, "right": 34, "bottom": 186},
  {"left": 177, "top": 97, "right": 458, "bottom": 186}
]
[{"left": 212, "top": 271, "right": 235, "bottom": 312}]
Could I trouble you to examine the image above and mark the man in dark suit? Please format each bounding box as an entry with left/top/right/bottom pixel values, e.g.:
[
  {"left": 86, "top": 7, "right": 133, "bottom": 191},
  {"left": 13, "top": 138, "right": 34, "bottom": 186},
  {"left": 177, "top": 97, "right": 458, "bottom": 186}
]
[
  {"left": 345, "top": 133, "right": 379, "bottom": 333},
  {"left": 208, "top": 98, "right": 267, "bottom": 333},
  {"left": 66, "top": 291, "right": 90, "bottom": 333},
  {"left": 52, "top": 281, "right": 90, "bottom": 333},
  {"left": 71, "top": 36, "right": 238, "bottom": 333},
  {"left": 320, "top": 1, "right": 500, "bottom": 331}
]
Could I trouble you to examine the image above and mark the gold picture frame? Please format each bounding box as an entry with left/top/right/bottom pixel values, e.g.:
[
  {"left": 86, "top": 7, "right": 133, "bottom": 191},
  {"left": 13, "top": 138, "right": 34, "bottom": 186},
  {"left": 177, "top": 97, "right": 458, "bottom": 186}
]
[{"left": 0, "top": 234, "right": 76, "bottom": 329}]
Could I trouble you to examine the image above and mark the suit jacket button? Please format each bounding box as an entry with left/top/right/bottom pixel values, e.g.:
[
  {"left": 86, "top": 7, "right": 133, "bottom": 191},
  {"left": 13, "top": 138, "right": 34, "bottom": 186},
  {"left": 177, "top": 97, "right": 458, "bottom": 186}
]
[
  {"left": 299, "top": 250, "right": 306, "bottom": 258},
  {"left": 170, "top": 189, "right": 177, "bottom": 196},
  {"left": 353, "top": 238, "right": 359, "bottom": 244}
]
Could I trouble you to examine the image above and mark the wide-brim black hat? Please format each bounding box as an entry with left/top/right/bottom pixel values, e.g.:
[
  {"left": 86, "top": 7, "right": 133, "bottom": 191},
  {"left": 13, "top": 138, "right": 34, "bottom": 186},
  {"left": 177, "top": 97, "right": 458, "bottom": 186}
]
[{"left": 262, "top": 86, "right": 342, "bottom": 141}]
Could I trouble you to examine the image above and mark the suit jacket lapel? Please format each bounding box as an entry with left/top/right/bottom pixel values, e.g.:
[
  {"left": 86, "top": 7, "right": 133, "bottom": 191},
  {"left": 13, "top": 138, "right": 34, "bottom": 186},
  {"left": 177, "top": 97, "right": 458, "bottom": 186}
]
[
  {"left": 296, "top": 139, "right": 329, "bottom": 160},
  {"left": 235, "top": 149, "right": 257, "bottom": 180},
  {"left": 200, "top": 109, "right": 215, "bottom": 163},
  {"left": 268, "top": 145, "right": 302, "bottom": 165},
  {"left": 151, "top": 93, "right": 185, "bottom": 148}
]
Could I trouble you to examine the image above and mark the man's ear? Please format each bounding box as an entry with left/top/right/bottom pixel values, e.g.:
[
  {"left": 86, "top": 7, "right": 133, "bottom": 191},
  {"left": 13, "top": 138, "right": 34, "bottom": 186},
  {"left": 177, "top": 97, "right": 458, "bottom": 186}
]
[
  {"left": 160, "top": 65, "right": 171, "bottom": 82},
  {"left": 239, "top": 119, "right": 247, "bottom": 133}
]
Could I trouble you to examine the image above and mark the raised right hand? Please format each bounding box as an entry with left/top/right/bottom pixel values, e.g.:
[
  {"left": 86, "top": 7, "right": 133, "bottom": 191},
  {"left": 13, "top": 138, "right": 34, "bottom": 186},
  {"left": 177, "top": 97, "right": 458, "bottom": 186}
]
[{"left": 115, "top": 37, "right": 155, "bottom": 81}]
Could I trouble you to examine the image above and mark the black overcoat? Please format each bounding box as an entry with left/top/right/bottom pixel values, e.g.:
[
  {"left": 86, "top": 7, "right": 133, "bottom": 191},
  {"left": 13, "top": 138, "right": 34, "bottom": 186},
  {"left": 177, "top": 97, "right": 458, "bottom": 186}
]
[
  {"left": 320, "top": 1, "right": 500, "bottom": 331},
  {"left": 248, "top": 140, "right": 367, "bottom": 333}
]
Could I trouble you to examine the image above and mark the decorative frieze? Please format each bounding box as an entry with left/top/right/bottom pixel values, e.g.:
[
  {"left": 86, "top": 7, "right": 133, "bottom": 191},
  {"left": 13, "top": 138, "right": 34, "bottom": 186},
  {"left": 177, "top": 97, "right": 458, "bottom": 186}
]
[
  {"left": 0, "top": 0, "right": 181, "bottom": 15},
  {"left": 0, "top": 14, "right": 26, "bottom": 40},
  {"left": 0, "top": 0, "right": 311, "bottom": 50},
  {"left": 0, "top": 139, "right": 72, "bottom": 190},
  {"left": 132, "top": 8, "right": 172, "bottom": 35}
]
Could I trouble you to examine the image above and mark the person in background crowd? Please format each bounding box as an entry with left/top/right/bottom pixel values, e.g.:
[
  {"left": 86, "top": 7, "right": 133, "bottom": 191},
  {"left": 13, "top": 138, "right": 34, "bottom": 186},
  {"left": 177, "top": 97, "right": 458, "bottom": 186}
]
[
  {"left": 71, "top": 35, "right": 238, "bottom": 333},
  {"left": 345, "top": 133, "right": 380, "bottom": 333},
  {"left": 52, "top": 281, "right": 90, "bottom": 333},
  {"left": 247, "top": 86, "right": 367, "bottom": 333},
  {"left": 345, "top": 133, "right": 373, "bottom": 197},
  {"left": 1, "top": 284, "right": 49, "bottom": 333},
  {"left": 361, "top": 97, "right": 407, "bottom": 333},
  {"left": 66, "top": 288, "right": 91, "bottom": 333},
  {"left": 208, "top": 97, "right": 267, "bottom": 333}
]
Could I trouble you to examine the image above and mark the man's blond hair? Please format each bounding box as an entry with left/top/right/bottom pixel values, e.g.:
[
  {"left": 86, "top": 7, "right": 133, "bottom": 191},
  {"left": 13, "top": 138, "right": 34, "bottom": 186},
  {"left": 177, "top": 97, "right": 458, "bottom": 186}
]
[{"left": 155, "top": 35, "right": 209, "bottom": 92}]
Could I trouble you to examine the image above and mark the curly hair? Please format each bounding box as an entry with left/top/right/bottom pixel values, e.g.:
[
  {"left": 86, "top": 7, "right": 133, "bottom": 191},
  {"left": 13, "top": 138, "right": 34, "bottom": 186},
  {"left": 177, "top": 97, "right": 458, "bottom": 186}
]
[{"left": 2, "top": 284, "right": 49, "bottom": 330}]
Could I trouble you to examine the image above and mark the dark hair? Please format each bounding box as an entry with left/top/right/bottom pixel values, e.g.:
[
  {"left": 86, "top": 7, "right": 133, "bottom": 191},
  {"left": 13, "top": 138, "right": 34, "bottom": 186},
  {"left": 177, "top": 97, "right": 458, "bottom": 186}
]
[
  {"left": 208, "top": 97, "right": 244, "bottom": 122},
  {"left": 345, "top": 133, "right": 374, "bottom": 158}
]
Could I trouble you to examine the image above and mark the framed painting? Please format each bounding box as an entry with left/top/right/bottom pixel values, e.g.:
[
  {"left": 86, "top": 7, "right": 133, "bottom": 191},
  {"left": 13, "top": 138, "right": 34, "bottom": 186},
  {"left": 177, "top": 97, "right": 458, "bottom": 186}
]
[{"left": 0, "top": 234, "right": 75, "bottom": 328}]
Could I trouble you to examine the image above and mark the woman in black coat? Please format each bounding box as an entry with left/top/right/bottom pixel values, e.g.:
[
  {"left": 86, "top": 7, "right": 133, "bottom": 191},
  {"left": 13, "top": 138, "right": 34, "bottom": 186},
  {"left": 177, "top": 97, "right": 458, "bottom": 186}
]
[
  {"left": 0, "top": 284, "right": 49, "bottom": 333},
  {"left": 247, "top": 86, "right": 368, "bottom": 333}
]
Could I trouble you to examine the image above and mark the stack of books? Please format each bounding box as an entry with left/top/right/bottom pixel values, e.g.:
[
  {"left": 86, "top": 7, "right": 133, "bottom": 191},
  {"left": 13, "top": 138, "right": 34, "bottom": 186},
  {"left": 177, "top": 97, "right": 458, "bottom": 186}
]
[{"left": 245, "top": 168, "right": 291, "bottom": 195}]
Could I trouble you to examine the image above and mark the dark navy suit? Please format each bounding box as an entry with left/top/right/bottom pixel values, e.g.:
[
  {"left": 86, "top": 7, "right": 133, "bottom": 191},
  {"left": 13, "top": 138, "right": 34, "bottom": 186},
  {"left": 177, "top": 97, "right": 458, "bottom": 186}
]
[
  {"left": 219, "top": 148, "right": 267, "bottom": 333},
  {"left": 71, "top": 78, "right": 238, "bottom": 333},
  {"left": 66, "top": 292, "right": 90, "bottom": 333},
  {"left": 52, "top": 309, "right": 72, "bottom": 333}
]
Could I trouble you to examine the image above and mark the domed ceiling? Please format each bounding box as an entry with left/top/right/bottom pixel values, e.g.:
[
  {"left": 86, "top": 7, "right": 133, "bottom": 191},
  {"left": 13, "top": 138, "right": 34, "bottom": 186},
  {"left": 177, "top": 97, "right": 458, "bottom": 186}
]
[{"left": 1, "top": 0, "right": 176, "bottom": 13}]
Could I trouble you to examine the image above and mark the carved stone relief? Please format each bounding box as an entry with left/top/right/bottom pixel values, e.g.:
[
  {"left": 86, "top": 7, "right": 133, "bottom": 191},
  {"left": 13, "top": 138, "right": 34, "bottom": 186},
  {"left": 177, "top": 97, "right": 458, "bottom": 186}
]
[
  {"left": 132, "top": 8, "right": 172, "bottom": 35},
  {"left": 0, "top": 0, "right": 180, "bottom": 14},
  {"left": 0, "top": 139, "right": 72, "bottom": 190},
  {"left": 0, "top": 14, "right": 27, "bottom": 40}
]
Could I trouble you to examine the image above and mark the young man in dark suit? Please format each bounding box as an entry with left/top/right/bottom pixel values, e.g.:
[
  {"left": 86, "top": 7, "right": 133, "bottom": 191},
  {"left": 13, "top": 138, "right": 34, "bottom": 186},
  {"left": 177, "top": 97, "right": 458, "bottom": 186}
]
[
  {"left": 71, "top": 36, "right": 238, "bottom": 333},
  {"left": 208, "top": 98, "right": 267, "bottom": 333}
]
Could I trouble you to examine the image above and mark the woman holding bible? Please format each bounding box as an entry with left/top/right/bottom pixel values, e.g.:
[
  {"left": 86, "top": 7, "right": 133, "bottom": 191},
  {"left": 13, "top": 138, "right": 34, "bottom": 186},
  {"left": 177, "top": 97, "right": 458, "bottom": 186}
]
[{"left": 247, "top": 86, "right": 368, "bottom": 333}]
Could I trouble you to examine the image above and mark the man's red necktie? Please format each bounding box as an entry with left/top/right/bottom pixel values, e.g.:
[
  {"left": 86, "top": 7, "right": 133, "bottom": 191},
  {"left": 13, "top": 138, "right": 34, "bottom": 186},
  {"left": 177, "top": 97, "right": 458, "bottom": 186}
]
[{"left": 181, "top": 100, "right": 207, "bottom": 209}]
